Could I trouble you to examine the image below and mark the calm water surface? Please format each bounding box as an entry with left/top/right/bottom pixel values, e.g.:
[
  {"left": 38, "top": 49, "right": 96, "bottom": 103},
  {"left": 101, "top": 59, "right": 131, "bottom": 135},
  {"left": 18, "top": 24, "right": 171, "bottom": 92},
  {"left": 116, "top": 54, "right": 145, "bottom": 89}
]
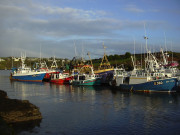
[{"left": 1, "top": 70, "right": 180, "bottom": 135}]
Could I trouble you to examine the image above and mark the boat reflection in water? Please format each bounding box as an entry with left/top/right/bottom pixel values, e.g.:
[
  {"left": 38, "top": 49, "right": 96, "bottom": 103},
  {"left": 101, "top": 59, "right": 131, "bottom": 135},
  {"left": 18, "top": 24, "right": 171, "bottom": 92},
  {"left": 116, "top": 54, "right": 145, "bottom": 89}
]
[{"left": 10, "top": 80, "right": 45, "bottom": 99}]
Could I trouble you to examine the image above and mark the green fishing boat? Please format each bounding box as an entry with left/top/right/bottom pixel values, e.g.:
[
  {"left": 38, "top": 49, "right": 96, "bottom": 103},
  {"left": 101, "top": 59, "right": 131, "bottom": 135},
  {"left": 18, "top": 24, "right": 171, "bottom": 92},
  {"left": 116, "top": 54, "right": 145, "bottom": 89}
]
[{"left": 71, "top": 65, "right": 102, "bottom": 86}]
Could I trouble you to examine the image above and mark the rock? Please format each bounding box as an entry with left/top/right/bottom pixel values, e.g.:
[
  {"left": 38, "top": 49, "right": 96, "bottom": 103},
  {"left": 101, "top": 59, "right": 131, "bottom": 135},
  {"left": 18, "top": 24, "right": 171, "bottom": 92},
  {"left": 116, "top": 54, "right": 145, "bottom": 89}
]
[
  {"left": 0, "top": 89, "right": 42, "bottom": 134},
  {"left": 0, "top": 90, "right": 42, "bottom": 124},
  {"left": 0, "top": 90, "right": 7, "bottom": 98},
  {"left": 0, "top": 116, "right": 13, "bottom": 135}
]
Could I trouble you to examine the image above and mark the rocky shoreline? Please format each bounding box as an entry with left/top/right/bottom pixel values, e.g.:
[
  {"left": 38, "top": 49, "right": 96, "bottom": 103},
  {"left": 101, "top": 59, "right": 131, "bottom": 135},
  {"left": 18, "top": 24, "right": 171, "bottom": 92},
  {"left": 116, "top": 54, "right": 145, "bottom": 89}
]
[{"left": 0, "top": 90, "right": 42, "bottom": 134}]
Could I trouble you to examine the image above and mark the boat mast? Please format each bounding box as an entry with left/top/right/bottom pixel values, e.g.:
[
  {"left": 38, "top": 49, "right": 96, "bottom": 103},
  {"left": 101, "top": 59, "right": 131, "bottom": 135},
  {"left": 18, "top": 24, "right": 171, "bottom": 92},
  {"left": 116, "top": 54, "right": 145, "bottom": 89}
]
[
  {"left": 21, "top": 52, "right": 26, "bottom": 69},
  {"left": 171, "top": 41, "right": 173, "bottom": 63},
  {"left": 87, "top": 52, "right": 93, "bottom": 68},
  {"left": 12, "top": 56, "right": 14, "bottom": 68},
  {"left": 160, "top": 48, "right": 168, "bottom": 66},
  {"left": 133, "top": 38, "right": 136, "bottom": 69},
  {"left": 74, "top": 40, "right": 77, "bottom": 58},
  {"left": 99, "top": 42, "right": 111, "bottom": 69},
  {"left": 164, "top": 32, "right": 168, "bottom": 64},
  {"left": 144, "top": 23, "right": 149, "bottom": 71},
  {"left": 51, "top": 56, "right": 58, "bottom": 69},
  {"left": 144, "top": 23, "right": 148, "bottom": 54},
  {"left": 40, "top": 44, "right": 41, "bottom": 64},
  {"left": 141, "top": 43, "right": 142, "bottom": 69},
  {"left": 131, "top": 56, "right": 135, "bottom": 70},
  {"left": 81, "top": 43, "right": 85, "bottom": 64}
]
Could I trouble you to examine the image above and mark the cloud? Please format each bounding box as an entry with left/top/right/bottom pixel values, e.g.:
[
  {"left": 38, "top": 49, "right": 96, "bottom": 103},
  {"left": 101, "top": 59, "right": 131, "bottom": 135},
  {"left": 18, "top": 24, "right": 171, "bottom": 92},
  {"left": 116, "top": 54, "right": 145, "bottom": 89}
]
[
  {"left": 124, "top": 4, "right": 144, "bottom": 13},
  {"left": 0, "top": 2, "right": 115, "bottom": 58},
  {"left": 0, "top": 0, "right": 179, "bottom": 59}
]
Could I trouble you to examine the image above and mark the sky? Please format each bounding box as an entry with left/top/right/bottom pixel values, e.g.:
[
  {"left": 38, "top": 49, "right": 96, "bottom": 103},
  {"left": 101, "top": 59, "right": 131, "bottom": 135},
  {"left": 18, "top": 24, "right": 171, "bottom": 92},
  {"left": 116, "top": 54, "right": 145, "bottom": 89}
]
[{"left": 0, "top": 0, "right": 180, "bottom": 59}]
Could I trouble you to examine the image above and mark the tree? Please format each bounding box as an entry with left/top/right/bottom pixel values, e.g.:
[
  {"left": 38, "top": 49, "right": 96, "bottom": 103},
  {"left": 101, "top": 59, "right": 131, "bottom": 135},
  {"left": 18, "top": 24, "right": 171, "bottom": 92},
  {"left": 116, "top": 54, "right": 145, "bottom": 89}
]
[{"left": 124, "top": 52, "right": 131, "bottom": 59}]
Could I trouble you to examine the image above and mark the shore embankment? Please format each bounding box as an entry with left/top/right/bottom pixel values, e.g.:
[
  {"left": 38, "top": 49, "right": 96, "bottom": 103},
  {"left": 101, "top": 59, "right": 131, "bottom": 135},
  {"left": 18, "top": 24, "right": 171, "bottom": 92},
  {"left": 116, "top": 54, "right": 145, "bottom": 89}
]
[{"left": 0, "top": 90, "right": 42, "bottom": 134}]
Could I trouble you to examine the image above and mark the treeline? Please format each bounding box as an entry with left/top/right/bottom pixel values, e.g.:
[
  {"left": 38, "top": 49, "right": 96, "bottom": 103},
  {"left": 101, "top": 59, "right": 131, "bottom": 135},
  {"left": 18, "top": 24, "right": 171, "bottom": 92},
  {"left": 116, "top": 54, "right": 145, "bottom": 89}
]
[
  {"left": 91, "top": 51, "right": 180, "bottom": 70},
  {"left": 91, "top": 52, "right": 133, "bottom": 70},
  {"left": 0, "top": 52, "right": 180, "bottom": 70}
]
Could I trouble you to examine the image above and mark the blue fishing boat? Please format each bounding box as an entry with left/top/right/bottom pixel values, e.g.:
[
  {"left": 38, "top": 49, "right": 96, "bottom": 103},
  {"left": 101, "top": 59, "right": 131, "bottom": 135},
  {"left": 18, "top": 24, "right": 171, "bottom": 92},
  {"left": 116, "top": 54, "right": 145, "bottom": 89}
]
[
  {"left": 110, "top": 47, "right": 180, "bottom": 92},
  {"left": 10, "top": 53, "right": 46, "bottom": 82},
  {"left": 120, "top": 77, "right": 178, "bottom": 92}
]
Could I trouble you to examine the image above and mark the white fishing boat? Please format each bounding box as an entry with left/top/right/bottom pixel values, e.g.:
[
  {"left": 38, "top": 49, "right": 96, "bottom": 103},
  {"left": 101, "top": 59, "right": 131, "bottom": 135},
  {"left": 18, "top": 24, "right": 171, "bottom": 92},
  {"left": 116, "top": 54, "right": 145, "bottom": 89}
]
[{"left": 109, "top": 66, "right": 129, "bottom": 86}]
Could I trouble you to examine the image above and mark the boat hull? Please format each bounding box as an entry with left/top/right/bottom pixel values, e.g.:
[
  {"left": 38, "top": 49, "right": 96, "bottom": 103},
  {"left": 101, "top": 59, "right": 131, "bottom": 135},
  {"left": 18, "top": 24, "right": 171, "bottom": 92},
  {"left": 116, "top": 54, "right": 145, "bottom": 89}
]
[
  {"left": 120, "top": 78, "right": 179, "bottom": 92},
  {"left": 72, "top": 78, "right": 101, "bottom": 86},
  {"left": 177, "top": 79, "right": 180, "bottom": 92},
  {"left": 43, "top": 71, "right": 60, "bottom": 81},
  {"left": 50, "top": 76, "right": 73, "bottom": 84},
  {"left": 95, "top": 69, "right": 114, "bottom": 84},
  {"left": 11, "top": 72, "right": 46, "bottom": 82}
]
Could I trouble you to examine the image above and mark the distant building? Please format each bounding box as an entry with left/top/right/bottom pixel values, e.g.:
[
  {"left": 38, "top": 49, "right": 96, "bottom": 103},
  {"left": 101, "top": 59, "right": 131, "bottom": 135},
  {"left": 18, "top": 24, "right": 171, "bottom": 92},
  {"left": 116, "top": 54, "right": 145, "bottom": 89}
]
[
  {"left": 13, "top": 57, "right": 21, "bottom": 61},
  {"left": 48, "top": 58, "right": 53, "bottom": 62},
  {"left": 0, "top": 58, "right": 5, "bottom": 62},
  {"left": 28, "top": 57, "right": 39, "bottom": 61}
]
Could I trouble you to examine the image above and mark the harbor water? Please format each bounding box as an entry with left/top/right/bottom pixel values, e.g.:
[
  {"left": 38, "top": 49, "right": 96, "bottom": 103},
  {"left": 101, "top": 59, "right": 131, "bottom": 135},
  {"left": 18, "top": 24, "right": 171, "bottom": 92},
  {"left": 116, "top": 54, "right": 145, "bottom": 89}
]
[{"left": 1, "top": 70, "right": 180, "bottom": 135}]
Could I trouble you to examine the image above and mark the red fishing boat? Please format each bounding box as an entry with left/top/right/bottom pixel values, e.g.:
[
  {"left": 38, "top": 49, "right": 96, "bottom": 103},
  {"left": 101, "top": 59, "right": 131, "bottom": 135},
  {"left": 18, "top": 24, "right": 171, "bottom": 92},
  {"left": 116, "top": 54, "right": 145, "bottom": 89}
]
[
  {"left": 50, "top": 73, "right": 74, "bottom": 84},
  {"left": 43, "top": 70, "right": 59, "bottom": 81}
]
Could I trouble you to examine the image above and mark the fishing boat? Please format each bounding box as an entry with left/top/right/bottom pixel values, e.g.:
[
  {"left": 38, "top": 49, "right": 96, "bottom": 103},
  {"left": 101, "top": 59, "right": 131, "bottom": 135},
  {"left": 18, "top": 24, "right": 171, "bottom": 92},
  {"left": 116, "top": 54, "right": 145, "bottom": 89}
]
[
  {"left": 89, "top": 44, "right": 114, "bottom": 84},
  {"left": 120, "top": 70, "right": 179, "bottom": 92},
  {"left": 121, "top": 78, "right": 178, "bottom": 92},
  {"left": 50, "top": 73, "right": 73, "bottom": 84},
  {"left": 10, "top": 53, "right": 46, "bottom": 82},
  {"left": 109, "top": 66, "right": 129, "bottom": 86},
  {"left": 71, "top": 65, "right": 102, "bottom": 86},
  {"left": 110, "top": 46, "right": 179, "bottom": 92},
  {"left": 39, "top": 57, "right": 60, "bottom": 81}
]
